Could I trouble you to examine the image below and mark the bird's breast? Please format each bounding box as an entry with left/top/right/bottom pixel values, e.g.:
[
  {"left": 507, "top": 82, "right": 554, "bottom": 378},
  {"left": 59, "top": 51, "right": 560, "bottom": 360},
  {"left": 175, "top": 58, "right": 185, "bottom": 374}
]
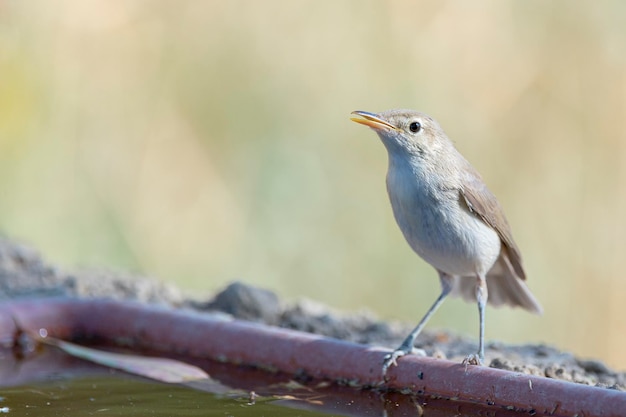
[{"left": 386, "top": 160, "right": 500, "bottom": 276}]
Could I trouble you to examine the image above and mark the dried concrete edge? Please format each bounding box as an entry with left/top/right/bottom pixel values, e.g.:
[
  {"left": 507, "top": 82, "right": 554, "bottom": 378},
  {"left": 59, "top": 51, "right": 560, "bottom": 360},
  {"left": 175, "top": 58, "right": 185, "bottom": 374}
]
[{"left": 0, "top": 237, "right": 623, "bottom": 390}]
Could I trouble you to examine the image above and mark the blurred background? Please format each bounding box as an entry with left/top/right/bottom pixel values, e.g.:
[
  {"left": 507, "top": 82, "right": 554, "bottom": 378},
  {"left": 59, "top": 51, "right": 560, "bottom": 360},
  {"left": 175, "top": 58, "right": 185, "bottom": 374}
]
[{"left": 1, "top": 1, "right": 625, "bottom": 369}]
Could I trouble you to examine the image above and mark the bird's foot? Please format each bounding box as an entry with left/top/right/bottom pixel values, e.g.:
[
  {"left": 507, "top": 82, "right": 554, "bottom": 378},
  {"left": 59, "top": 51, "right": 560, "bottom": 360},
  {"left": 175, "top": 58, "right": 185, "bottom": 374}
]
[
  {"left": 462, "top": 352, "right": 484, "bottom": 369},
  {"left": 382, "top": 347, "right": 426, "bottom": 376}
]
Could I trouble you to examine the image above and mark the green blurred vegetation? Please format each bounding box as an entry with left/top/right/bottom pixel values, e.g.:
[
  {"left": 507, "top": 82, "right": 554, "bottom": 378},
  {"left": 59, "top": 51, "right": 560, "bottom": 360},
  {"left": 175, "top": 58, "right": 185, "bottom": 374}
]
[{"left": 1, "top": 1, "right": 625, "bottom": 369}]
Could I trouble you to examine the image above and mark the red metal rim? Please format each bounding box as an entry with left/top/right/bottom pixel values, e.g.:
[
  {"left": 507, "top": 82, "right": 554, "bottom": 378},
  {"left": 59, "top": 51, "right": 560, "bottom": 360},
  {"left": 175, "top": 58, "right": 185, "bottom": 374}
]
[{"left": 1, "top": 298, "right": 624, "bottom": 416}]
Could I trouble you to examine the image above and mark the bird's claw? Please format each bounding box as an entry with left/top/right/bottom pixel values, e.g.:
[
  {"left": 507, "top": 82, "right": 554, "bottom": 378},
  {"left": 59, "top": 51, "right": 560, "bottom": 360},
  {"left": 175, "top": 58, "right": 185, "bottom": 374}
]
[
  {"left": 382, "top": 347, "right": 427, "bottom": 377},
  {"left": 382, "top": 350, "right": 405, "bottom": 376},
  {"left": 462, "top": 353, "right": 484, "bottom": 369}
]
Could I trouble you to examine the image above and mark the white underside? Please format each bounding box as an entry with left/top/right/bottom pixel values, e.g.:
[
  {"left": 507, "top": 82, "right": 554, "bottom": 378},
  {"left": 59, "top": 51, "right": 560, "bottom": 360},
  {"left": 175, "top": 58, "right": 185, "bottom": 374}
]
[{"left": 386, "top": 156, "right": 501, "bottom": 277}]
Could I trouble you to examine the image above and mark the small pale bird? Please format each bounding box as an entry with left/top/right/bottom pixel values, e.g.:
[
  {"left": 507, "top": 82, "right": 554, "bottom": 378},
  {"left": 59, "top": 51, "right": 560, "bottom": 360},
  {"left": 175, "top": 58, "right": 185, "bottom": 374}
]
[{"left": 351, "top": 109, "right": 542, "bottom": 372}]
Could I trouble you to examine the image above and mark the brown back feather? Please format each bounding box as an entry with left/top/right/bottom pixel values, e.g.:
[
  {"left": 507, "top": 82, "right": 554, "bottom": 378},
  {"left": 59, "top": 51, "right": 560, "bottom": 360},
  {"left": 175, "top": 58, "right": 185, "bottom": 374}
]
[{"left": 458, "top": 164, "right": 526, "bottom": 280}]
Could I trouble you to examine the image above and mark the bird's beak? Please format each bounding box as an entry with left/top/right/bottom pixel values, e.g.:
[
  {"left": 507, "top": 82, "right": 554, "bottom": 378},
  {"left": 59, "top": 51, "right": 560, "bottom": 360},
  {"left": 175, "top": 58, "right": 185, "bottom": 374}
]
[{"left": 351, "top": 111, "right": 398, "bottom": 131}]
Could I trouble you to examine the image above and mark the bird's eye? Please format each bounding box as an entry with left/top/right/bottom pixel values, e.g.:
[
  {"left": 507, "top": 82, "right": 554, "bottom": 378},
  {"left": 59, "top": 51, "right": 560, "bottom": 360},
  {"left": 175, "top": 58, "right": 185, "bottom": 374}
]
[{"left": 409, "top": 121, "right": 421, "bottom": 133}]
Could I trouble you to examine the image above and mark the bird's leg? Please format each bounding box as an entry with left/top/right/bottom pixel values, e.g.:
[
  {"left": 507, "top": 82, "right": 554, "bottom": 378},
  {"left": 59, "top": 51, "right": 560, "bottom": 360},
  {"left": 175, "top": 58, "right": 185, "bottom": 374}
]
[
  {"left": 463, "top": 275, "right": 488, "bottom": 366},
  {"left": 382, "top": 272, "right": 453, "bottom": 376}
]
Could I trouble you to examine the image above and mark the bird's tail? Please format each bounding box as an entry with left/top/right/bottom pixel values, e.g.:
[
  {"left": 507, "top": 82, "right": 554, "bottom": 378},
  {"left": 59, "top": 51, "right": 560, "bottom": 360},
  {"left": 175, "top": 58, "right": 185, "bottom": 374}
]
[{"left": 450, "top": 255, "right": 543, "bottom": 314}]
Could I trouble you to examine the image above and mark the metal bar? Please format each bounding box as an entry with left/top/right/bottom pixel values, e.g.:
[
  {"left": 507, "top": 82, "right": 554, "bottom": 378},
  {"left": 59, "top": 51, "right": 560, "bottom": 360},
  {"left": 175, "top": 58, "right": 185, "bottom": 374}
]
[{"left": 1, "top": 298, "right": 624, "bottom": 416}]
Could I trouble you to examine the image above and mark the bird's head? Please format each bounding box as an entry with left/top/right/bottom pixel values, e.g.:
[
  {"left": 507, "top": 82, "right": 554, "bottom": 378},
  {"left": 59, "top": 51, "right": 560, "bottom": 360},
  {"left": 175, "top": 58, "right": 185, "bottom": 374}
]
[{"left": 351, "top": 109, "right": 451, "bottom": 158}]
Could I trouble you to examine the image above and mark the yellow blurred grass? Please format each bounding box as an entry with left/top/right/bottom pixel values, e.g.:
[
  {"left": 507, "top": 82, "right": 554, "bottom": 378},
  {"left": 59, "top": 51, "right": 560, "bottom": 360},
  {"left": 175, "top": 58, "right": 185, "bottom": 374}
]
[{"left": 1, "top": 1, "right": 626, "bottom": 369}]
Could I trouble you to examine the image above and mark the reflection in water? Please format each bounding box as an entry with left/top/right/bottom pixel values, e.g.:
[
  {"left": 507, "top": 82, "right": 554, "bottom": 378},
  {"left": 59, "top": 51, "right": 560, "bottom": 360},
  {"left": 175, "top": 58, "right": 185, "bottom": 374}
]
[{"left": 1, "top": 346, "right": 548, "bottom": 417}]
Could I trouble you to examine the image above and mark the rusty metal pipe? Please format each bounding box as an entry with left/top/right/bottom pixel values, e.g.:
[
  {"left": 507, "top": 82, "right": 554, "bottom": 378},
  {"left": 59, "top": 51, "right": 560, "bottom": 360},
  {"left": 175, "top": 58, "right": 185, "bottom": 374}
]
[{"left": 1, "top": 298, "right": 624, "bottom": 416}]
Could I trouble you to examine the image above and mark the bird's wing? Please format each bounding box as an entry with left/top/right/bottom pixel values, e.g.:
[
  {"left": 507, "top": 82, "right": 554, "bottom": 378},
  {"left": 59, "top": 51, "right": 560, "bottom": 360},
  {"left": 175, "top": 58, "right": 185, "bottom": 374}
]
[{"left": 459, "top": 165, "right": 526, "bottom": 280}]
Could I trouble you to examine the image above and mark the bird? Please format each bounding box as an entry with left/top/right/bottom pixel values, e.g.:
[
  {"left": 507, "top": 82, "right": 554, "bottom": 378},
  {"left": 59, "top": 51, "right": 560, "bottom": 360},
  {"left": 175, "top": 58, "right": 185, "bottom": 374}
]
[{"left": 350, "top": 109, "right": 542, "bottom": 373}]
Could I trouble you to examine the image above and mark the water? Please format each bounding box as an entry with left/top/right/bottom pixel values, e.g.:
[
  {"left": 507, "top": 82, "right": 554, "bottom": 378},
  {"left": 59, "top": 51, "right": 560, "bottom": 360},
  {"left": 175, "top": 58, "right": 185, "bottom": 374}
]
[
  {"left": 2, "top": 376, "right": 328, "bottom": 417},
  {"left": 0, "top": 346, "right": 548, "bottom": 416}
]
